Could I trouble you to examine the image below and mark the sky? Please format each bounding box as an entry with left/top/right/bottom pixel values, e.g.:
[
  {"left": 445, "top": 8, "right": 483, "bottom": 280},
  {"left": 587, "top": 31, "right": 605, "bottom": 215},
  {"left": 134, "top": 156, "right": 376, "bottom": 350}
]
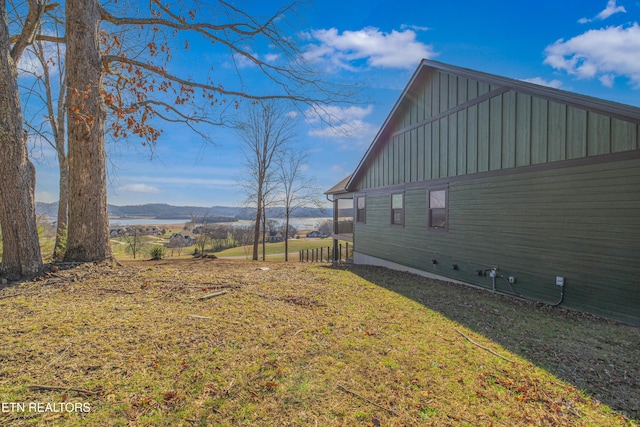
[{"left": 28, "top": 0, "right": 640, "bottom": 208}]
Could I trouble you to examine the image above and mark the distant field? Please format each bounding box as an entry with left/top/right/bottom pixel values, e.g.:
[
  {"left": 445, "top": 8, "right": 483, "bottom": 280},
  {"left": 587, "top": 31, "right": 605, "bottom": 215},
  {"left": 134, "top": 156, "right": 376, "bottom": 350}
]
[
  {"left": 107, "top": 229, "right": 338, "bottom": 262},
  {"left": 213, "top": 238, "right": 337, "bottom": 260}
]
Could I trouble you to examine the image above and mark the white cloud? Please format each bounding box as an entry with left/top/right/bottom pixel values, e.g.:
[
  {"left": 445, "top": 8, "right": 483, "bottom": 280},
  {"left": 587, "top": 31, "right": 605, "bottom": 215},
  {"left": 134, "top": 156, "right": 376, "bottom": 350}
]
[
  {"left": 264, "top": 53, "right": 281, "bottom": 63},
  {"left": 305, "top": 105, "right": 378, "bottom": 146},
  {"left": 308, "top": 119, "right": 378, "bottom": 140},
  {"left": 579, "top": 0, "right": 626, "bottom": 23},
  {"left": 232, "top": 51, "right": 258, "bottom": 68},
  {"left": 599, "top": 74, "right": 616, "bottom": 87},
  {"left": 400, "top": 24, "right": 430, "bottom": 32},
  {"left": 232, "top": 50, "right": 281, "bottom": 68},
  {"left": 521, "top": 77, "right": 563, "bottom": 89},
  {"left": 544, "top": 23, "right": 640, "bottom": 88},
  {"left": 303, "top": 27, "right": 436, "bottom": 70},
  {"left": 119, "top": 184, "right": 161, "bottom": 194},
  {"left": 305, "top": 105, "right": 374, "bottom": 124}
]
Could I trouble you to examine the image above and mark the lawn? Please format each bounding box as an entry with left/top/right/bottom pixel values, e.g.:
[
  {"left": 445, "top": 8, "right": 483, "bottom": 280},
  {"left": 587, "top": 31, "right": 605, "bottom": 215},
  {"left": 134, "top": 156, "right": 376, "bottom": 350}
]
[
  {"left": 213, "top": 238, "right": 340, "bottom": 260},
  {"left": 109, "top": 232, "right": 337, "bottom": 262},
  {"left": 0, "top": 259, "right": 638, "bottom": 426}
]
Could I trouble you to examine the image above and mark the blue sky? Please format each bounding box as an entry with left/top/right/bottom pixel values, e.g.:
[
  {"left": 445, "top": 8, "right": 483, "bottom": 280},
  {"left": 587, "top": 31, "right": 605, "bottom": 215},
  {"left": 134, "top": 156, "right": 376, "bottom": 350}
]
[{"left": 30, "top": 0, "right": 640, "bottom": 207}]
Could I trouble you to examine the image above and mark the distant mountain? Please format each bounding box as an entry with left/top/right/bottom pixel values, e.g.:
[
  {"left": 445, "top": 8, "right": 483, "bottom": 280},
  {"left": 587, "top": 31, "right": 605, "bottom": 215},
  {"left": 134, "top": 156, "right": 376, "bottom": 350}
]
[{"left": 36, "top": 202, "right": 329, "bottom": 221}]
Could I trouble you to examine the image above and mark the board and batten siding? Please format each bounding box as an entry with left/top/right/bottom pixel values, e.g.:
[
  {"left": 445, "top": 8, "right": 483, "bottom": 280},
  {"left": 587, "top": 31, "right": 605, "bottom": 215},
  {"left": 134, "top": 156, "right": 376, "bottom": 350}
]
[
  {"left": 357, "top": 70, "right": 639, "bottom": 190},
  {"left": 354, "top": 157, "right": 640, "bottom": 325},
  {"left": 347, "top": 65, "right": 640, "bottom": 324}
]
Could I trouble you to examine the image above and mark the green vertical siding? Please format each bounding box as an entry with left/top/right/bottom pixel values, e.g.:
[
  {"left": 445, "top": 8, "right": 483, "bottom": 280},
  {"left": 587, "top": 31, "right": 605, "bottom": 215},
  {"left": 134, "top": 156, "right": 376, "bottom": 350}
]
[
  {"left": 548, "top": 102, "right": 567, "bottom": 162},
  {"left": 477, "top": 100, "right": 490, "bottom": 172},
  {"left": 489, "top": 96, "right": 502, "bottom": 171},
  {"left": 588, "top": 112, "right": 611, "bottom": 156},
  {"left": 612, "top": 118, "right": 637, "bottom": 152},
  {"left": 502, "top": 91, "right": 516, "bottom": 169},
  {"left": 440, "top": 117, "right": 448, "bottom": 177},
  {"left": 515, "top": 93, "right": 532, "bottom": 167},
  {"left": 457, "top": 110, "right": 467, "bottom": 175},
  {"left": 356, "top": 71, "right": 639, "bottom": 195},
  {"left": 466, "top": 105, "right": 478, "bottom": 174},
  {"left": 531, "top": 98, "right": 548, "bottom": 164}
]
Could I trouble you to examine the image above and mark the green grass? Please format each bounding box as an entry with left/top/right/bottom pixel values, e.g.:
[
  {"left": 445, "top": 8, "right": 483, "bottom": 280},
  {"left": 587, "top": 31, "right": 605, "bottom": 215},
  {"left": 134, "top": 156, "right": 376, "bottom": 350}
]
[
  {"left": 213, "top": 238, "right": 337, "bottom": 259},
  {"left": 0, "top": 259, "right": 637, "bottom": 426},
  {"left": 107, "top": 231, "right": 336, "bottom": 262}
]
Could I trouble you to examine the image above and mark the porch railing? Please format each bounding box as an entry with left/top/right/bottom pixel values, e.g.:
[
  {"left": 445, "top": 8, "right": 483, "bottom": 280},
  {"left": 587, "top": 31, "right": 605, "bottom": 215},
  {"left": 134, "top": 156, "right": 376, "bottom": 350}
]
[{"left": 299, "top": 242, "right": 353, "bottom": 263}]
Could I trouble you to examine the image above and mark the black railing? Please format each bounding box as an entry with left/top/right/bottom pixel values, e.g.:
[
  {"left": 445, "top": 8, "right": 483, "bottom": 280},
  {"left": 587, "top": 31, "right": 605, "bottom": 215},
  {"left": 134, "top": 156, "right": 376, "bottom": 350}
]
[{"left": 299, "top": 243, "right": 353, "bottom": 263}]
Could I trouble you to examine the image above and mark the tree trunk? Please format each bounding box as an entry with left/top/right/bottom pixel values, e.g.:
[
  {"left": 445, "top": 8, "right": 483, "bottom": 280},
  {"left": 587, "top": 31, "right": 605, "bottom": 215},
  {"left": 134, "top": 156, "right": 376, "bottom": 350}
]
[
  {"left": 0, "top": 4, "right": 43, "bottom": 279},
  {"left": 284, "top": 214, "right": 290, "bottom": 262},
  {"left": 261, "top": 204, "right": 266, "bottom": 261},
  {"left": 52, "top": 154, "right": 69, "bottom": 261},
  {"left": 252, "top": 193, "right": 261, "bottom": 261},
  {"left": 63, "top": 0, "right": 112, "bottom": 262}
]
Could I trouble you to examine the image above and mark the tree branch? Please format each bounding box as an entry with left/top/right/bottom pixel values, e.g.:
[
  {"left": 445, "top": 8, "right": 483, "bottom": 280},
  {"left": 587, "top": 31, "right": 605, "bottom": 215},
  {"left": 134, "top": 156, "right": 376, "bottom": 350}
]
[
  {"left": 102, "top": 55, "right": 307, "bottom": 102},
  {"left": 10, "top": 0, "right": 51, "bottom": 62}
]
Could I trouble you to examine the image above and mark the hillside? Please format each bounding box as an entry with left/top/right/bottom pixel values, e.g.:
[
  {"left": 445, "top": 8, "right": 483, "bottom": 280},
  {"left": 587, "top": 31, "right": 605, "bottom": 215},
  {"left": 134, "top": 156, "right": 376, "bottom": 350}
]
[
  {"left": 0, "top": 259, "right": 637, "bottom": 426},
  {"left": 36, "top": 202, "right": 329, "bottom": 221}
]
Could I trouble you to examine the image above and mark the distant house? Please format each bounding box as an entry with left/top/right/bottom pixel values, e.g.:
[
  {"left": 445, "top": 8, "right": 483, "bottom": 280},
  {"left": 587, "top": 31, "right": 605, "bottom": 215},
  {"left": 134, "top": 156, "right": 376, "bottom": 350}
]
[
  {"left": 267, "top": 230, "right": 284, "bottom": 243},
  {"left": 109, "top": 227, "right": 125, "bottom": 237},
  {"left": 144, "top": 226, "right": 161, "bottom": 236},
  {"left": 327, "top": 59, "right": 640, "bottom": 325},
  {"left": 306, "top": 231, "right": 328, "bottom": 238},
  {"left": 169, "top": 233, "right": 195, "bottom": 247}
]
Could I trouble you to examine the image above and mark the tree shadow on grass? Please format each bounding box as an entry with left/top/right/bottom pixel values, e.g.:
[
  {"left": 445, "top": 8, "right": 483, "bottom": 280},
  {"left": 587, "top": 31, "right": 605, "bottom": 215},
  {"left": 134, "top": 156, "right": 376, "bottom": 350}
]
[{"left": 331, "top": 263, "right": 640, "bottom": 423}]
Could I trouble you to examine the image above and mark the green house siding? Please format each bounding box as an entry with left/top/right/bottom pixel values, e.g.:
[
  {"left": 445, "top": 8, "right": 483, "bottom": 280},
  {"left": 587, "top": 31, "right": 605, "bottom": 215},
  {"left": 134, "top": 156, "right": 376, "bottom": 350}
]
[
  {"left": 354, "top": 156, "right": 640, "bottom": 325},
  {"left": 362, "top": 102, "right": 638, "bottom": 189},
  {"left": 356, "top": 70, "right": 640, "bottom": 190},
  {"left": 338, "top": 60, "right": 640, "bottom": 325}
]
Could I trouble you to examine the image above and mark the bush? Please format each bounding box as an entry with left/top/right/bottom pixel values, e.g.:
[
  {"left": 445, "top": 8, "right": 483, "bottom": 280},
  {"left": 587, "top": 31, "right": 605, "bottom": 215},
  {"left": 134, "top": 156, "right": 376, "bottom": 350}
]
[{"left": 149, "top": 246, "right": 165, "bottom": 260}]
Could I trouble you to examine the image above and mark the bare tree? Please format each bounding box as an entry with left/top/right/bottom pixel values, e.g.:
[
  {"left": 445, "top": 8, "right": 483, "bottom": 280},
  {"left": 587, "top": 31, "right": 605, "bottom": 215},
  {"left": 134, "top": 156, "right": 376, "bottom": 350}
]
[
  {"left": 122, "top": 228, "right": 146, "bottom": 259},
  {"left": 316, "top": 219, "right": 332, "bottom": 236},
  {"left": 20, "top": 21, "right": 69, "bottom": 261},
  {"left": 61, "top": 0, "right": 354, "bottom": 263},
  {"left": 236, "top": 100, "right": 297, "bottom": 260},
  {"left": 5, "top": 0, "right": 355, "bottom": 267},
  {"left": 0, "top": 0, "right": 48, "bottom": 279},
  {"left": 275, "top": 147, "right": 323, "bottom": 261}
]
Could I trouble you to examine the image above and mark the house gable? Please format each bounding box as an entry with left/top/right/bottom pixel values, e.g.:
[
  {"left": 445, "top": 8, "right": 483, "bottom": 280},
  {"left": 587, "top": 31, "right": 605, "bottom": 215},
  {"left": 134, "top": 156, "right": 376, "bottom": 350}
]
[
  {"left": 350, "top": 60, "right": 640, "bottom": 191},
  {"left": 335, "top": 60, "right": 640, "bottom": 325}
]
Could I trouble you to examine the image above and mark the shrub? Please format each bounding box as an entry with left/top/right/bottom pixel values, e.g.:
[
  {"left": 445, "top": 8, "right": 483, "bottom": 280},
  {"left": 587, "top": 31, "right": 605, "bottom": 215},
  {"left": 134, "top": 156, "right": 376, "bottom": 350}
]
[{"left": 149, "top": 246, "right": 165, "bottom": 260}]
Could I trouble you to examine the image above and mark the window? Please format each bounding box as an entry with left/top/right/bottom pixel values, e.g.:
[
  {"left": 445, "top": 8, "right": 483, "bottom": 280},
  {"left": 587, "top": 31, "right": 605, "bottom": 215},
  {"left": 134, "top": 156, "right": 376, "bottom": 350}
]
[
  {"left": 391, "top": 193, "right": 404, "bottom": 226},
  {"left": 356, "top": 196, "right": 366, "bottom": 223},
  {"left": 428, "top": 189, "right": 447, "bottom": 230}
]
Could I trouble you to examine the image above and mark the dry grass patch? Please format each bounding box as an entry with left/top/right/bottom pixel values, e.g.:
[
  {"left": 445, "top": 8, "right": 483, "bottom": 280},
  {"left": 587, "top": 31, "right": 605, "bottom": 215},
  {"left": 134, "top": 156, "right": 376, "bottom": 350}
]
[{"left": 0, "top": 259, "right": 637, "bottom": 426}]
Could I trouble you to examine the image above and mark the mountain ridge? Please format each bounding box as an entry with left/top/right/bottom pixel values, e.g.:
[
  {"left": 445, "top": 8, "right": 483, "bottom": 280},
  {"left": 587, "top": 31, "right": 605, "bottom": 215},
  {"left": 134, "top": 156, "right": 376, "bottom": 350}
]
[{"left": 35, "top": 202, "right": 330, "bottom": 221}]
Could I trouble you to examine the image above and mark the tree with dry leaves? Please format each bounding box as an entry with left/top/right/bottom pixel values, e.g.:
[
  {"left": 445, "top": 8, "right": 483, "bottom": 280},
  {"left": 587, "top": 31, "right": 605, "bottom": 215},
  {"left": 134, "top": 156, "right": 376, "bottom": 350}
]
[
  {"left": 62, "top": 0, "right": 354, "bottom": 262},
  {"left": 20, "top": 17, "right": 69, "bottom": 261}
]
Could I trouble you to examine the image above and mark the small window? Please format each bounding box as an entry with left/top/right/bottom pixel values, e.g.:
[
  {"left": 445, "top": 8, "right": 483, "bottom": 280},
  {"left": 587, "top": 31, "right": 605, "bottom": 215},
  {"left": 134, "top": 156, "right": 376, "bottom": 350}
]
[
  {"left": 428, "top": 189, "right": 447, "bottom": 230},
  {"left": 356, "top": 196, "right": 366, "bottom": 223},
  {"left": 391, "top": 193, "right": 404, "bottom": 226}
]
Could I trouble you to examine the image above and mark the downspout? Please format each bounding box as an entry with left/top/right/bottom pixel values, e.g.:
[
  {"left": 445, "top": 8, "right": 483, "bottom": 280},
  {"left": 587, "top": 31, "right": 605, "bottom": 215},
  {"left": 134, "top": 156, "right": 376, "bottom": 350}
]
[{"left": 326, "top": 194, "right": 339, "bottom": 262}]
